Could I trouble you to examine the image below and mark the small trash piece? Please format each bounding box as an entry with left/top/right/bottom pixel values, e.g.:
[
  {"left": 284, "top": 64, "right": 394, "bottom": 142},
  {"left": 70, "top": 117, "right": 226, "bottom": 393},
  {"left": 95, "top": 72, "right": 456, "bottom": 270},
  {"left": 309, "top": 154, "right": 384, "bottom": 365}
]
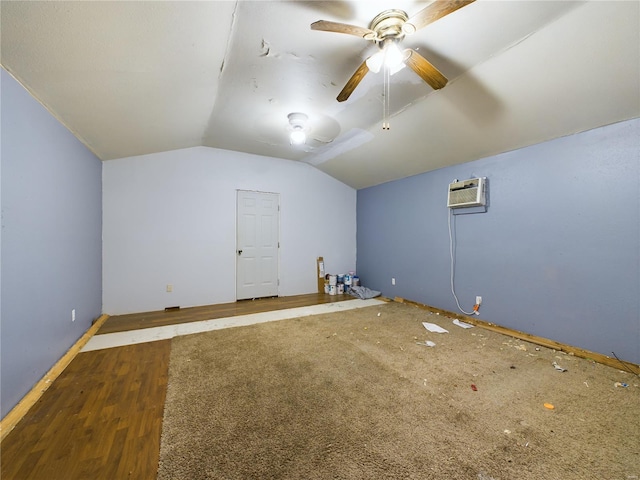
[
  {"left": 614, "top": 382, "right": 629, "bottom": 388},
  {"left": 377, "top": 312, "right": 381, "bottom": 316},
  {"left": 453, "top": 319, "right": 474, "bottom": 329},
  {"left": 544, "top": 403, "right": 555, "bottom": 410},
  {"left": 422, "top": 322, "right": 449, "bottom": 333},
  {"left": 552, "top": 361, "right": 567, "bottom": 372},
  {"left": 416, "top": 340, "right": 436, "bottom": 347},
  {"left": 471, "top": 384, "right": 478, "bottom": 391}
]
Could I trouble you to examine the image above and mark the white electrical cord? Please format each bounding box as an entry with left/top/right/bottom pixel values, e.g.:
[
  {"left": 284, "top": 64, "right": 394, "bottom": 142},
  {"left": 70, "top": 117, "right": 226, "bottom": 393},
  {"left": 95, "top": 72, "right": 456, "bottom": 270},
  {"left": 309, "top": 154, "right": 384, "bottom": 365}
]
[{"left": 448, "top": 207, "right": 475, "bottom": 315}]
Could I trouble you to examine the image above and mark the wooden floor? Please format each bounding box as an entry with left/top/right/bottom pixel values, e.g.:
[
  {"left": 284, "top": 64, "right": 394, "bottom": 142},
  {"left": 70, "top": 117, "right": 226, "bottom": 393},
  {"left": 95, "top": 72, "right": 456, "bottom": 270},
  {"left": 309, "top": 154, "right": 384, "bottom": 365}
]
[
  {"left": 99, "top": 292, "right": 354, "bottom": 334},
  {"left": 0, "top": 293, "right": 352, "bottom": 480},
  {"left": 1, "top": 341, "right": 171, "bottom": 480}
]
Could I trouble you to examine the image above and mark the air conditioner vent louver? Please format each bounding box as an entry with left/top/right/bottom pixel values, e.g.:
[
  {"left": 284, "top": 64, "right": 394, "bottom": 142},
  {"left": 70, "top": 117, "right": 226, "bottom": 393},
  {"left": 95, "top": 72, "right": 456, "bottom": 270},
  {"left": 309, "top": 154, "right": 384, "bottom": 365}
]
[{"left": 447, "top": 177, "right": 486, "bottom": 208}]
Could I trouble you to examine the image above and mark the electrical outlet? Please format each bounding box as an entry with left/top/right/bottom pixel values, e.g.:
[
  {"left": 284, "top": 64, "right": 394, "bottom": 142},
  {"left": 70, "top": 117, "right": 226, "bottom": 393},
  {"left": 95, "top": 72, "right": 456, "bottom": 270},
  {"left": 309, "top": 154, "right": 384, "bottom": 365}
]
[
  {"left": 392, "top": 278, "right": 396, "bottom": 286},
  {"left": 476, "top": 296, "right": 482, "bottom": 305},
  {"left": 72, "top": 309, "right": 76, "bottom": 322},
  {"left": 166, "top": 284, "right": 173, "bottom": 293}
]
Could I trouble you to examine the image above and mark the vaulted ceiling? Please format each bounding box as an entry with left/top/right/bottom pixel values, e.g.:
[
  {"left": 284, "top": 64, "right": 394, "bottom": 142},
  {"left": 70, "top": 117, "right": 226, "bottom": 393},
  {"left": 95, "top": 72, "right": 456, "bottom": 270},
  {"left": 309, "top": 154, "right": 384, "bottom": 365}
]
[{"left": 2, "top": 1, "right": 639, "bottom": 189}]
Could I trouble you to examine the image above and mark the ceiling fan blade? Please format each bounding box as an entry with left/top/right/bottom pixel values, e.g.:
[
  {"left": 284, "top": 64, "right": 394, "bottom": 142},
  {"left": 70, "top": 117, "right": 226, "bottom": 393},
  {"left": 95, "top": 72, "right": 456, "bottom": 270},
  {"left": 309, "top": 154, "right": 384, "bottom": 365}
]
[
  {"left": 404, "top": 49, "right": 448, "bottom": 90},
  {"left": 403, "top": 0, "right": 475, "bottom": 34},
  {"left": 311, "top": 20, "right": 376, "bottom": 39},
  {"left": 337, "top": 60, "right": 370, "bottom": 102}
]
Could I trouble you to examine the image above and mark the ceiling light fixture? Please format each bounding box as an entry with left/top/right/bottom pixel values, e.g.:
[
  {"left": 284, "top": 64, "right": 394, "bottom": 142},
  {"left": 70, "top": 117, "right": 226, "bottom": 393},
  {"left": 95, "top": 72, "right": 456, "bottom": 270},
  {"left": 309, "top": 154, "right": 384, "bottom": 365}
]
[
  {"left": 364, "top": 38, "right": 409, "bottom": 130},
  {"left": 290, "top": 128, "right": 306, "bottom": 145},
  {"left": 366, "top": 39, "right": 406, "bottom": 75},
  {"left": 288, "top": 112, "right": 308, "bottom": 145}
]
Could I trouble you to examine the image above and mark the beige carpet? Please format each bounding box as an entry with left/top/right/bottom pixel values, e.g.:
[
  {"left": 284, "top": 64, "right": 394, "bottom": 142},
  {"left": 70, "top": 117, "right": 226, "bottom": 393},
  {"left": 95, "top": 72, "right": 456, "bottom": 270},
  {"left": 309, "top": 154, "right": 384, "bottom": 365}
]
[{"left": 158, "top": 302, "right": 639, "bottom": 479}]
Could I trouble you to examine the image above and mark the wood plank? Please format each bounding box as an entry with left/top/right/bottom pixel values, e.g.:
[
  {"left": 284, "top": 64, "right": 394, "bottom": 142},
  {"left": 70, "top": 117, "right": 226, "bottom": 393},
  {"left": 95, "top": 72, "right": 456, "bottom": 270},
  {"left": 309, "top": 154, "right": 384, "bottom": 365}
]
[
  {"left": 99, "top": 293, "right": 355, "bottom": 334},
  {"left": 317, "top": 257, "right": 325, "bottom": 293},
  {"left": 0, "top": 314, "right": 110, "bottom": 442},
  {"left": 393, "top": 297, "right": 640, "bottom": 375},
  {"left": 0, "top": 340, "right": 171, "bottom": 480}
]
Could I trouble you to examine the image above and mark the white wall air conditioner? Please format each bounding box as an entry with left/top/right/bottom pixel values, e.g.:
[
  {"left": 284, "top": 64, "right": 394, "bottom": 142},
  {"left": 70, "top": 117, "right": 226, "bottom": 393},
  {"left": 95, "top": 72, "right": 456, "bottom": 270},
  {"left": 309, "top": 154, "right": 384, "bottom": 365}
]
[{"left": 447, "top": 177, "right": 486, "bottom": 208}]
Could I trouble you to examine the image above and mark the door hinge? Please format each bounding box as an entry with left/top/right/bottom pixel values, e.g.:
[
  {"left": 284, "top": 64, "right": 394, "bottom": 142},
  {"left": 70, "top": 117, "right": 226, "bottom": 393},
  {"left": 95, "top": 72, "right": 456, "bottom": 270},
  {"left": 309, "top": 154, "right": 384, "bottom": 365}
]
[{"left": 278, "top": 242, "right": 280, "bottom": 248}]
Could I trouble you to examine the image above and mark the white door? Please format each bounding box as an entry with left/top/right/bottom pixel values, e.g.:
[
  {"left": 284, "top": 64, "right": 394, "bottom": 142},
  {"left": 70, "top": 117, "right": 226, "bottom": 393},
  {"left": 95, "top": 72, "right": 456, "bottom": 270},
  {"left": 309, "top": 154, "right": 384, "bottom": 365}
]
[{"left": 236, "top": 190, "right": 279, "bottom": 300}]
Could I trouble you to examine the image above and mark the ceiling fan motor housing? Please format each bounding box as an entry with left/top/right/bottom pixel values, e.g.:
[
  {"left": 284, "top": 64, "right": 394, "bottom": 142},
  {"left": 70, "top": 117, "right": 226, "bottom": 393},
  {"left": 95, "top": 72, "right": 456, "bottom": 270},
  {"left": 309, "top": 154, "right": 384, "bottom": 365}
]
[{"left": 369, "top": 9, "right": 409, "bottom": 41}]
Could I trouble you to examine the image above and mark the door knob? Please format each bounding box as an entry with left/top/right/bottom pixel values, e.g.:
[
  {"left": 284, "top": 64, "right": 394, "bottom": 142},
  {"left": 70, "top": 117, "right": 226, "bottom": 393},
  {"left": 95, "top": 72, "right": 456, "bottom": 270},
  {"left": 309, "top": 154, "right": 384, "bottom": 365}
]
[{"left": 237, "top": 249, "right": 243, "bottom": 255}]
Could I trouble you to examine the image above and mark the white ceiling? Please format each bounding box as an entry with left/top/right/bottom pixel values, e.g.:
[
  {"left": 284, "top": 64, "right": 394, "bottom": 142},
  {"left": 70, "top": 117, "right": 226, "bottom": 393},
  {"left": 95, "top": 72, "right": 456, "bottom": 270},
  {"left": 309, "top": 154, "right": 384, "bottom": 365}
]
[{"left": 2, "top": 1, "right": 639, "bottom": 189}]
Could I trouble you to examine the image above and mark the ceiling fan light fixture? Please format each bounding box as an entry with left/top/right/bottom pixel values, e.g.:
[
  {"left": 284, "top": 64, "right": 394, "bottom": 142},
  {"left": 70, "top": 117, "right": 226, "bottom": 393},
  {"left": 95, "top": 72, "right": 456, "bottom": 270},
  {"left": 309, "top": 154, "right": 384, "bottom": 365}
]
[
  {"left": 388, "top": 62, "right": 406, "bottom": 76},
  {"left": 288, "top": 112, "right": 308, "bottom": 145},
  {"left": 365, "top": 51, "right": 384, "bottom": 73},
  {"left": 384, "top": 41, "right": 404, "bottom": 71},
  {"left": 366, "top": 40, "right": 406, "bottom": 75},
  {"left": 290, "top": 128, "right": 306, "bottom": 145}
]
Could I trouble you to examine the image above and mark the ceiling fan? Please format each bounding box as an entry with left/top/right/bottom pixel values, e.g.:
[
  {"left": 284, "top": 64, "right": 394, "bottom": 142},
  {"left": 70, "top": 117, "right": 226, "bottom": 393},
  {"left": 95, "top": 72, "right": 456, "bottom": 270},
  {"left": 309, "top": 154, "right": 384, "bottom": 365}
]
[{"left": 311, "top": 0, "right": 475, "bottom": 102}]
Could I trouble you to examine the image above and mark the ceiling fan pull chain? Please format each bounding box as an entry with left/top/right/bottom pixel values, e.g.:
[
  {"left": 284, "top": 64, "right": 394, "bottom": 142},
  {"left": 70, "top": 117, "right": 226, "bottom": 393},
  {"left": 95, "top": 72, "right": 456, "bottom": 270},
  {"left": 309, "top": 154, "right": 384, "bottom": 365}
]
[{"left": 383, "top": 66, "right": 390, "bottom": 130}]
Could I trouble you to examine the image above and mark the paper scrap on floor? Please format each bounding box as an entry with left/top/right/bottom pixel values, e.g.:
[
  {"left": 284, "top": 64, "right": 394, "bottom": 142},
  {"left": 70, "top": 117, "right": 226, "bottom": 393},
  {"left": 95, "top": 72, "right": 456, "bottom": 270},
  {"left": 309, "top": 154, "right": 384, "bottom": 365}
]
[
  {"left": 552, "top": 361, "right": 567, "bottom": 372},
  {"left": 422, "top": 322, "right": 449, "bottom": 333},
  {"left": 453, "top": 319, "right": 474, "bottom": 329}
]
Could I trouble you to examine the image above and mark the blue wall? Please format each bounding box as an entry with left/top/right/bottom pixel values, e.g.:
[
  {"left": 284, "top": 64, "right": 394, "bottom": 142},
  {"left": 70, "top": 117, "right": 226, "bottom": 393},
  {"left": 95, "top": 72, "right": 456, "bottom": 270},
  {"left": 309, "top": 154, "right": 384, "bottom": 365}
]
[
  {"left": 357, "top": 118, "right": 640, "bottom": 364},
  {"left": 1, "top": 69, "right": 102, "bottom": 418}
]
